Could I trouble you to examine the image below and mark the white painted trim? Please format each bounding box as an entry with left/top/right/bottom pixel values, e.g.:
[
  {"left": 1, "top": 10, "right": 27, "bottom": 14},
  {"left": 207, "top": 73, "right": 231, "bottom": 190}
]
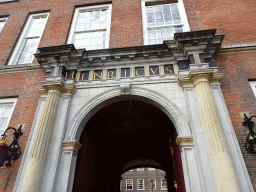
[
  {"left": 0, "top": 17, "right": 8, "bottom": 33},
  {"left": 137, "top": 179, "right": 145, "bottom": 190},
  {"left": 141, "top": 0, "right": 190, "bottom": 45},
  {"left": 149, "top": 178, "right": 156, "bottom": 190},
  {"left": 126, "top": 179, "right": 133, "bottom": 190},
  {"left": 8, "top": 12, "right": 49, "bottom": 65},
  {"left": 0, "top": 97, "right": 18, "bottom": 135},
  {"left": 0, "top": 0, "right": 17, "bottom": 2},
  {"left": 249, "top": 81, "right": 256, "bottom": 98},
  {"left": 161, "top": 178, "right": 167, "bottom": 190},
  {"left": 67, "top": 4, "right": 112, "bottom": 50}
]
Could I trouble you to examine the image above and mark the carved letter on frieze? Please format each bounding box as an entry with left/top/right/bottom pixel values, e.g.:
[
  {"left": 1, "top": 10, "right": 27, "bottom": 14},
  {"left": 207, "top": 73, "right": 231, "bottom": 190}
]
[{"left": 120, "top": 83, "right": 130, "bottom": 95}]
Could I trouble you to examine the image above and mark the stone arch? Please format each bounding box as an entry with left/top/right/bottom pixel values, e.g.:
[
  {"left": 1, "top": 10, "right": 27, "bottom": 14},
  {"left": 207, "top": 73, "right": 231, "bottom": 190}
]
[{"left": 65, "top": 85, "right": 191, "bottom": 141}]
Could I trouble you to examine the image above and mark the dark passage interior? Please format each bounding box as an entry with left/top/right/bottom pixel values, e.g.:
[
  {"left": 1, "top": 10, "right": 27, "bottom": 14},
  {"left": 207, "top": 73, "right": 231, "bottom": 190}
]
[{"left": 72, "top": 99, "right": 185, "bottom": 192}]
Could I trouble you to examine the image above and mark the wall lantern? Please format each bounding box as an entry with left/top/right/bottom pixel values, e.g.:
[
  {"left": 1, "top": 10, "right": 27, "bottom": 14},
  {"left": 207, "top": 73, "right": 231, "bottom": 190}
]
[
  {"left": 242, "top": 114, "right": 256, "bottom": 153},
  {"left": 0, "top": 125, "right": 23, "bottom": 167}
]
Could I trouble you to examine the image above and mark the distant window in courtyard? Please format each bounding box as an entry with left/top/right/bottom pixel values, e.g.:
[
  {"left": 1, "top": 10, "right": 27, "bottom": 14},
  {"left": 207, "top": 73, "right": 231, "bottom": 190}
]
[
  {"left": 137, "top": 179, "right": 145, "bottom": 190},
  {"left": 137, "top": 168, "right": 144, "bottom": 171},
  {"left": 161, "top": 178, "right": 168, "bottom": 190},
  {"left": 126, "top": 179, "right": 133, "bottom": 190}
]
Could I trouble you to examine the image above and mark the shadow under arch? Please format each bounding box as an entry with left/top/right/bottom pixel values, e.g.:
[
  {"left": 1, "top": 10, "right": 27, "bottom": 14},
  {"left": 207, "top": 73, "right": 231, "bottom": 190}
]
[
  {"left": 65, "top": 86, "right": 192, "bottom": 141},
  {"left": 72, "top": 98, "right": 186, "bottom": 192}
]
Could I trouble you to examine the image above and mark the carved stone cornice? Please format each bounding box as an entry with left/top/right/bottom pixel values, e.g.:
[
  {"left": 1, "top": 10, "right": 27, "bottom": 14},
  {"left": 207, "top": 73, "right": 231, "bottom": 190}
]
[
  {"left": 34, "top": 29, "right": 224, "bottom": 73},
  {"left": 178, "top": 63, "right": 223, "bottom": 87},
  {"left": 62, "top": 140, "right": 82, "bottom": 152},
  {"left": 176, "top": 136, "right": 193, "bottom": 147},
  {"left": 37, "top": 76, "right": 77, "bottom": 96}
]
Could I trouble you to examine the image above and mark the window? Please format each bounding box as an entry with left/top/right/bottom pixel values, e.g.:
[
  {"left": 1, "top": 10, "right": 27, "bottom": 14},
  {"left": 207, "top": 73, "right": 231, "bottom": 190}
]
[
  {"left": 67, "top": 4, "right": 112, "bottom": 50},
  {"left": 137, "top": 179, "right": 145, "bottom": 190},
  {"left": 126, "top": 179, "right": 133, "bottom": 190},
  {"left": 249, "top": 81, "right": 256, "bottom": 97},
  {"left": 141, "top": 0, "right": 190, "bottom": 45},
  {"left": 149, "top": 179, "right": 156, "bottom": 190},
  {"left": 137, "top": 168, "right": 144, "bottom": 171},
  {"left": 148, "top": 167, "right": 155, "bottom": 170},
  {"left": 0, "top": 0, "right": 18, "bottom": 2},
  {"left": 0, "top": 98, "right": 17, "bottom": 135},
  {"left": 8, "top": 13, "right": 49, "bottom": 65},
  {"left": 0, "top": 17, "right": 7, "bottom": 33},
  {"left": 161, "top": 178, "right": 168, "bottom": 190}
]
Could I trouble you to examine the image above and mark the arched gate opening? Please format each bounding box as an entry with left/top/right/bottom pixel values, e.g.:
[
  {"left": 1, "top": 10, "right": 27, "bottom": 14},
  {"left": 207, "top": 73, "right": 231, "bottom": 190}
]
[{"left": 72, "top": 99, "right": 185, "bottom": 192}]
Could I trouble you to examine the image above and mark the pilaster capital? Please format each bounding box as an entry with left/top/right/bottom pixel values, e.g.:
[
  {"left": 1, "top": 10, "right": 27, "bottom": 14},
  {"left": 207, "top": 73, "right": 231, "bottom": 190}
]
[
  {"left": 62, "top": 140, "right": 82, "bottom": 152},
  {"left": 176, "top": 136, "right": 193, "bottom": 147},
  {"left": 178, "top": 63, "right": 223, "bottom": 87},
  {"left": 37, "top": 76, "right": 77, "bottom": 96}
]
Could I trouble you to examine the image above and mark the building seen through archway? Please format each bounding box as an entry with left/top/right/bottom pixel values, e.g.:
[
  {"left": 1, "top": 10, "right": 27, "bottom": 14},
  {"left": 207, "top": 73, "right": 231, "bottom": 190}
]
[{"left": 72, "top": 100, "right": 185, "bottom": 192}]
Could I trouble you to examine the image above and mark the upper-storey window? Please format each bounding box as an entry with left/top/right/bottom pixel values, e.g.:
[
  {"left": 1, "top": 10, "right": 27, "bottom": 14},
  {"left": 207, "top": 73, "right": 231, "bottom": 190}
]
[
  {"left": 8, "top": 13, "right": 49, "bottom": 65},
  {"left": 67, "top": 4, "right": 112, "bottom": 50},
  {"left": 141, "top": 0, "right": 190, "bottom": 45},
  {"left": 0, "top": 98, "right": 17, "bottom": 135},
  {"left": 0, "top": 0, "right": 18, "bottom": 2},
  {"left": 0, "top": 17, "right": 7, "bottom": 33}
]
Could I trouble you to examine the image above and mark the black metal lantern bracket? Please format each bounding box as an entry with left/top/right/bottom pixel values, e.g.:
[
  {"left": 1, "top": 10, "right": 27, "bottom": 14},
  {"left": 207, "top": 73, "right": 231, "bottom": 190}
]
[
  {"left": 0, "top": 124, "right": 23, "bottom": 167},
  {"left": 242, "top": 114, "right": 256, "bottom": 154}
]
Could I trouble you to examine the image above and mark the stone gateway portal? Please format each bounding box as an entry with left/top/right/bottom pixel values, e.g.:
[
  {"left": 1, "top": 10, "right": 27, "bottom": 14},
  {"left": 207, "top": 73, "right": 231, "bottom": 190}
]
[
  {"left": 13, "top": 30, "right": 253, "bottom": 192},
  {"left": 72, "top": 100, "right": 186, "bottom": 192}
]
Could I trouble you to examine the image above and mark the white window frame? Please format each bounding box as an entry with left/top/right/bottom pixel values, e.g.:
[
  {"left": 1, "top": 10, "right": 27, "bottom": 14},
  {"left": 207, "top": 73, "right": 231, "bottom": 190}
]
[
  {"left": 0, "top": 17, "right": 7, "bottom": 33},
  {"left": 67, "top": 4, "right": 112, "bottom": 50},
  {"left": 126, "top": 179, "right": 133, "bottom": 190},
  {"left": 0, "top": 0, "right": 18, "bottom": 2},
  {"left": 137, "top": 168, "right": 144, "bottom": 171},
  {"left": 0, "top": 98, "right": 17, "bottom": 135},
  {"left": 148, "top": 167, "right": 155, "bottom": 170},
  {"left": 249, "top": 81, "right": 256, "bottom": 97},
  {"left": 8, "top": 12, "right": 49, "bottom": 65},
  {"left": 149, "top": 179, "right": 157, "bottom": 190},
  {"left": 137, "top": 179, "right": 145, "bottom": 190},
  {"left": 141, "top": 0, "right": 190, "bottom": 45},
  {"left": 161, "top": 178, "right": 168, "bottom": 190}
]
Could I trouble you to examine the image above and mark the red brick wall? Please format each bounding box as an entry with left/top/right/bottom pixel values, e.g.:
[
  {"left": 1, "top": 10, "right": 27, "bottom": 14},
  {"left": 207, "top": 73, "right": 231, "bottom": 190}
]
[
  {"left": 0, "top": 69, "right": 46, "bottom": 192},
  {"left": 0, "top": 0, "right": 256, "bottom": 191},
  {"left": 214, "top": 52, "right": 256, "bottom": 191},
  {"left": 183, "top": 0, "right": 256, "bottom": 45}
]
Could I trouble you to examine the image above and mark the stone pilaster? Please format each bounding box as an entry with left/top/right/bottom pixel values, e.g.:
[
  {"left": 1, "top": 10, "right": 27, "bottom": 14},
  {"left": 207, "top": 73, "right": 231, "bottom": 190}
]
[
  {"left": 20, "top": 80, "right": 76, "bottom": 192},
  {"left": 179, "top": 65, "right": 240, "bottom": 192}
]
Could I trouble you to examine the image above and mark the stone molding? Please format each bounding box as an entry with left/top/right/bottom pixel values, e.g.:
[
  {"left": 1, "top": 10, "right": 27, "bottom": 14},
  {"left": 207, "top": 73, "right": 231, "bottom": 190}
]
[
  {"left": 0, "top": 63, "right": 43, "bottom": 74},
  {"left": 34, "top": 29, "right": 224, "bottom": 73},
  {"left": 62, "top": 140, "right": 82, "bottom": 152},
  {"left": 219, "top": 43, "right": 256, "bottom": 54},
  {"left": 37, "top": 76, "right": 77, "bottom": 96},
  {"left": 176, "top": 136, "right": 193, "bottom": 147},
  {"left": 178, "top": 64, "right": 223, "bottom": 88}
]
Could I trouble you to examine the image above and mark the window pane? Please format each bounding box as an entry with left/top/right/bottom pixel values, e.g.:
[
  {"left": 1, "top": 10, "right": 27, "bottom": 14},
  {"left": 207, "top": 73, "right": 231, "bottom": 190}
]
[
  {"left": 74, "top": 31, "right": 106, "bottom": 50},
  {"left": 0, "top": 117, "right": 8, "bottom": 131},
  {"left": 0, "top": 20, "right": 6, "bottom": 32},
  {"left": 76, "top": 9, "right": 108, "bottom": 31},
  {"left": 146, "top": 3, "right": 182, "bottom": 44},
  {"left": 2, "top": 104, "right": 13, "bottom": 116},
  {"left": 17, "top": 38, "right": 40, "bottom": 64},
  {"left": 27, "top": 17, "right": 47, "bottom": 37}
]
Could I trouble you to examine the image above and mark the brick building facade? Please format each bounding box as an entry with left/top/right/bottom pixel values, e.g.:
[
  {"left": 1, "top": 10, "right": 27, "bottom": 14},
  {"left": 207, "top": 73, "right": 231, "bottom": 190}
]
[
  {"left": 120, "top": 168, "right": 168, "bottom": 192},
  {"left": 0, "top": 0, "right": 255, "bottom": 192}
]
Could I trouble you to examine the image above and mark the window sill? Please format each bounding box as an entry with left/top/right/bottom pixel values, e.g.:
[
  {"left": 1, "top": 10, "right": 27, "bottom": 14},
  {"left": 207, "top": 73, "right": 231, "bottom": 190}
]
[{"left": 0, "top": 63, "right": 43, "bottom": 74}]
